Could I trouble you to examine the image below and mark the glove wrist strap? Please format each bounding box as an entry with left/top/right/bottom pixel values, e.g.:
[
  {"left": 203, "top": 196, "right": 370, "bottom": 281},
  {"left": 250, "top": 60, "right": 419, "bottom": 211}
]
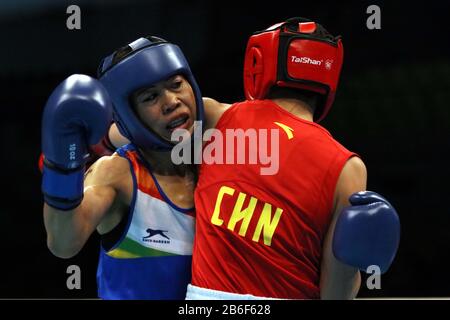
[{"left": 41, "top": 162, "right": 84, "bottom": 211}]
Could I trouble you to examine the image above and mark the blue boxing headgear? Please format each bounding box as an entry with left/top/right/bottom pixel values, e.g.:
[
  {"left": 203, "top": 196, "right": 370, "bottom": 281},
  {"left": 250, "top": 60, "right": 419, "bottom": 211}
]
[{"left": 98, "top": 36, "right": 204, "bottom": 151}]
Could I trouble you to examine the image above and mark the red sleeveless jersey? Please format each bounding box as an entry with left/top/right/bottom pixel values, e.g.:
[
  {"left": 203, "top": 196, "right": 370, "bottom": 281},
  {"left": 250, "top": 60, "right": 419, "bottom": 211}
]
[{"left": 192, "top": 100, "right": 357, "bottom": 299}]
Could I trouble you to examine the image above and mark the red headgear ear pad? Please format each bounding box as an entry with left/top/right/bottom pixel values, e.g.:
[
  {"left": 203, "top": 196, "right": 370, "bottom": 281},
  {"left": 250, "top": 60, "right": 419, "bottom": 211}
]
[{"left": 245, "top": 47, "right": 264, "bottom": 100}]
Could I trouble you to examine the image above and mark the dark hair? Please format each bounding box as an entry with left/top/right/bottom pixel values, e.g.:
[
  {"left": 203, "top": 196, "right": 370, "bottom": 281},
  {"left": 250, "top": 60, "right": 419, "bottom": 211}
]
[
  {"left": 267, "top": 86, "right": 323, "bottom": 115},
  {"left": 111, "top": 45, "right": 133, "bottom": 65},
  {"left": 98, "top": 35, "right": 167, "bottom": 78},
  {"left": 111, "top": 36, "right": 167, "bottom": 64}
]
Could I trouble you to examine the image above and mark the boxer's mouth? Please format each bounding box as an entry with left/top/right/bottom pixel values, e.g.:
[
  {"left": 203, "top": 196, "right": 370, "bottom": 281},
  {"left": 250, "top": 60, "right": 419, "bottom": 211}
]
[{"left": 166, "top": 115, "right": 190, "bottom": 132}]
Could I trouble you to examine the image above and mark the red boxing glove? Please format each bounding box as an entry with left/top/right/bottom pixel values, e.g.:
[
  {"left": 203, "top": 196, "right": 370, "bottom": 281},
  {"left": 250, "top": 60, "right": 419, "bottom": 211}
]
[{"left": 86, "top": 133, "right": 116, "bottom": 166}]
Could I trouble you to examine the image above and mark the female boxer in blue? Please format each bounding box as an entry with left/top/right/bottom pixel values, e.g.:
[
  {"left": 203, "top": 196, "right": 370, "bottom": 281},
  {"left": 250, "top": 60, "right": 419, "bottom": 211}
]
[{"left": 41, "top": 37, "right": 202, "bottom": 299}]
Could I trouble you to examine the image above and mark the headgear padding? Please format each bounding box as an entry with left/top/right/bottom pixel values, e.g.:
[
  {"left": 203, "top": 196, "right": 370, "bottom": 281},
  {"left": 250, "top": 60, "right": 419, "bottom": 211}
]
[
  {"left": 98, "top": 36, "right": 204, "bottom": 150},
  {"left": 243, "top": 17, "right": 343, "bottom": 122}
]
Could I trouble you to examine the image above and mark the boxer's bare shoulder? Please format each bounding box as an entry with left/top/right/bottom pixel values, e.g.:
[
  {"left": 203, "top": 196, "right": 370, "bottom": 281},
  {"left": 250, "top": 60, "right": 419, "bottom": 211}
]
[
  {"left": 203, "top": 97, "right": 232, "bottom": 129},
  {"left": 84, "top": 153, "right": 131, "bottom": 190}
]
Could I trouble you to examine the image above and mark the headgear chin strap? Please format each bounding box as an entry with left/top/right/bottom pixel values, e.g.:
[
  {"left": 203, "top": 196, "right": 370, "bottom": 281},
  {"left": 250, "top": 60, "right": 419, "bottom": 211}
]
[
  {"left": 98, "top": 36, "right": 204, "bottom": 151},
  {"left": 243, "top": 17, "right": 344, "bottom": 122}
]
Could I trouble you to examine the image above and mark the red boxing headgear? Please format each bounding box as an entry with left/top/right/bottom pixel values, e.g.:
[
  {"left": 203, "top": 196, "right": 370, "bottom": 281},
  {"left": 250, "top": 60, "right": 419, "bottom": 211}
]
[{"left": 243, "top": 17, "right": 344, "bottom": 122}]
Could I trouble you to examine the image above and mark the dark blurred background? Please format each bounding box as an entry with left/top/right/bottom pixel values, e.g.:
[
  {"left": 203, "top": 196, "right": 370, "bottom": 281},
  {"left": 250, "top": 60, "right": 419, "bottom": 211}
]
[{"left": 0, "top": 0, "right": 449, "bottom": 298}]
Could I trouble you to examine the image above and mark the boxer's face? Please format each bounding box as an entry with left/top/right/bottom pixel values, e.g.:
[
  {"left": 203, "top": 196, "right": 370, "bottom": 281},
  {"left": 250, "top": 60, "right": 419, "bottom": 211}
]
[{"left": 131, "top": 75, "right": 196, "bottom": 142}]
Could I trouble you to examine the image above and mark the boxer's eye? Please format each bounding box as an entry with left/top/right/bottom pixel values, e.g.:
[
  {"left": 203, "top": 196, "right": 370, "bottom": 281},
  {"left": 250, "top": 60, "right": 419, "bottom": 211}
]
[
  {"left": 141, "top": 92, "right": 158, "bottom": 103},
  {"left": 171, "top": 80, "right": 182, "bottom": 90}
]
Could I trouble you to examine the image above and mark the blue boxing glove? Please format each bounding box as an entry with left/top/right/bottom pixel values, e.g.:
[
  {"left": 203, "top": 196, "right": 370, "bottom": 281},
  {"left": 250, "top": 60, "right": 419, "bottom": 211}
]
[
  {"left": 332, "top": 191, "right": 400, "bottom": 274},
  {"left": 41, "top": 74, "right": 112, "bottom": 210}
]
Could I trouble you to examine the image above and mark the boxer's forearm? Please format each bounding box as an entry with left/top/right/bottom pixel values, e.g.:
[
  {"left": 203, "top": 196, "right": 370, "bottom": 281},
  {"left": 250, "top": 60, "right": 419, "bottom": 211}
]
[
  {"left": 43, "top": 203, "right": 86, "bottom": 258},
  {"left": 320, "top": 259, "right": 360, "bottom": 299}
]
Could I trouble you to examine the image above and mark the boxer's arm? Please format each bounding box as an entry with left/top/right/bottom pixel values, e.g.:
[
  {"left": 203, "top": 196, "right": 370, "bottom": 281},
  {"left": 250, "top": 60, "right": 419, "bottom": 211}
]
[
  {"left": 202, "top": 97, "right": 231, "bottom": 130},
  {"left": 320, "top": 156, "right": 367, "bottom": 299},
  {"left": 43, "top": 155, "right": 129, "bottom": 258}
]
